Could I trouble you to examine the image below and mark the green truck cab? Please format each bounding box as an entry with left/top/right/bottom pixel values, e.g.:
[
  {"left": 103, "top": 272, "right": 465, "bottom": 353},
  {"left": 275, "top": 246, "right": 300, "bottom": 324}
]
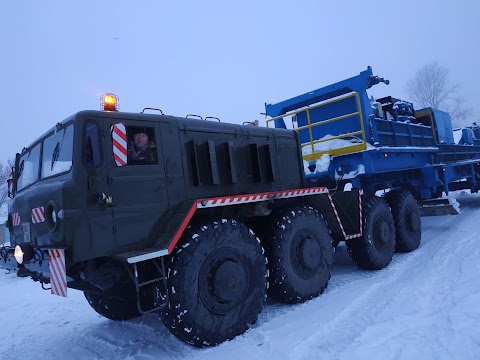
[{"left": 5, "top": 95, "right": 335, "bottom": 347}]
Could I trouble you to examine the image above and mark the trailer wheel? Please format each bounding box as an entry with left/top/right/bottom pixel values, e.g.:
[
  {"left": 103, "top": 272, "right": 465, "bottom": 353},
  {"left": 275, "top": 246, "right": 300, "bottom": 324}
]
[
  {"left": 84, "top": 286, "right": 142, "bottom": 321},
  {"left": 386, "top": 190, "right": 421, "bottom": 252},
  {"left": 262, "top": 206, "right": 333, "bottom": 304},
  {"left": 346, "top": 196, "right": 395, "bottom": 270},
  {"left": 160, "top": 219, "right": 267, "bottom": 347}
]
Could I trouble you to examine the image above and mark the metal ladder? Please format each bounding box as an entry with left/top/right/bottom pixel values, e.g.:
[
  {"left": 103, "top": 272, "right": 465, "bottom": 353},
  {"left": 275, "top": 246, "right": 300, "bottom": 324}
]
[{"left": 123, "top": 257, "right": 169, "bottom": 314}]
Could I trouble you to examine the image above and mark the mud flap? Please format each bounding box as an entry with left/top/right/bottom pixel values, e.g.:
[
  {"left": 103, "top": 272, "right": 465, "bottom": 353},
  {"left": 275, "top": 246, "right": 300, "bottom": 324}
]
[
  {"left": 328, "top": 190, "right": 363, "bottom": 240},
  {"left": 49, "top": 249, "right": 67, "bottom": 297},
  {"left": 418, "top": 198, "right": 460, "bottom": 216}
]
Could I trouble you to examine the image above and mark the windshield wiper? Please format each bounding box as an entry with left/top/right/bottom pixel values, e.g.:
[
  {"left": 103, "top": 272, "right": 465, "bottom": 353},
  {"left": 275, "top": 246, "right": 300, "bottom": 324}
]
[
  {"left": 50, "top": 127, "right": 67, "bottom": 171},
  {"left": 17, "top": 159, "right": 24, "bottom": 179},
  {"left": 51, "top": 142, "right": 60, "bottom": 171}
]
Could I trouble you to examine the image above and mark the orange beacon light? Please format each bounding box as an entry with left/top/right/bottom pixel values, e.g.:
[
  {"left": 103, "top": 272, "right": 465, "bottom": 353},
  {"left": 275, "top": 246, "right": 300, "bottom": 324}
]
[{"left": 101, "top": 93, "right": 119, "bottom": 111}]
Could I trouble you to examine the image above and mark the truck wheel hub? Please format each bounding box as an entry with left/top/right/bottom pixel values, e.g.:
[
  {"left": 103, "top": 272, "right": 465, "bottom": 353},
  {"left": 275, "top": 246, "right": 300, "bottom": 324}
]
[
  {"left": 379, "top": 222, "right": 390, "bottom": 243},
  {"left": 301, "top": 238, "right": 321, "bottom": 269},
  {"left": 199, "top": 249, "right": 250, "bottom": 314},
  {"left": 213, "top": 261, "right": 246, "bottom": 301}
]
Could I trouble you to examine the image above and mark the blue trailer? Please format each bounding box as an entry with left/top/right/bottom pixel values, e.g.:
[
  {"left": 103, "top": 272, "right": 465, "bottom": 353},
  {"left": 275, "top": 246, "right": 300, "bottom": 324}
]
[{"left": 265, "top": 66, "right": 480, "bottom": 211}]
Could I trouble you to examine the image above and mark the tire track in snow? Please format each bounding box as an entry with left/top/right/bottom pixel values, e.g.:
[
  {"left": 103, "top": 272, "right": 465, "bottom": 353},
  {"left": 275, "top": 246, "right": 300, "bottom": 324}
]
[
  {"left": 71, "top": 331, "right": 124, "bottom": 360},
  {"left": 240, "top": 207, "right": 465, "bottom": 358},
  {"left": 223, "top": 214, "right": 464, "bottom": 359},
  {"left": 288, "top": 208, "right": 473, "bottom": 360},
  {"left": 70, "top": 315, "right": 190, "bottom": 359},
  {"left": 413, "top": 211, "right": 480, "bottom": 359}
]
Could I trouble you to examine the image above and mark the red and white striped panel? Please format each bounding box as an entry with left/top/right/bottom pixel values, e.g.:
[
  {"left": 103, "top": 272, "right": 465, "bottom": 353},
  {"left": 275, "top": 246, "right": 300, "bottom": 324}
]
[
  {"left": 328, "top": 190, "right": 363, "bottom": 240},
  {"left": 111, "top": 123, "right": 128, "bottom": 166},
  {"left": 357, "top": 189, "right": 363, "bottom": 237},
  {"left": 327, "top": 193, "right": 347, "bottom": 238},
  {"left": 49, "top": 249, "right": 67, "bottom": 297},
  {"left": 197, "top": 187, "right": 328, "bottom": 208},
  {"left": 31, "top": 207, "right": 45, "bottom": 224},
  {"left": 12, "top": 213, "right": 21, "bottom": 227},
  {"left": 344, "top": 233, "right": 361, "bottom": 240}
]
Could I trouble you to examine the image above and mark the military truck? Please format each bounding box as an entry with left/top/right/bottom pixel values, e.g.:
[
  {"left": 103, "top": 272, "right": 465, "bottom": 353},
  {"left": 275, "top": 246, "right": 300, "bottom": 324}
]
[
  {"left": 6, "top": 67, "right": 479, "bottom": 347},
  {"left": 5, "top": 93, "right": 362, "bottom": 347}
]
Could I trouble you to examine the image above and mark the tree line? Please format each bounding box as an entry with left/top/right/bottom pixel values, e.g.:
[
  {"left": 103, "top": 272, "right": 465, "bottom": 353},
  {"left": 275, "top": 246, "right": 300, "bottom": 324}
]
[
  {"left": 0, "top": 160, "right": 14, "bottom": 209},
  {"left": 406, "top": 62, "right": 473, "bottom": 128}
]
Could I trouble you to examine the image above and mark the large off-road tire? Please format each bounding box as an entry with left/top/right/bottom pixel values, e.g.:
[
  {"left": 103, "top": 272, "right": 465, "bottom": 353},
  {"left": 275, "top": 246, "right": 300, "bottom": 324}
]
[
  {"left": 385, "top": 190, "right": 421, "bottom": 253},
  {"left": 160, "top": 219, "right": 267, "bottom": 347},
  {"left": 84, "top": 285, "right": 142, "bottom": 321},
  {"left": 262, "top": 206, "right": 333, "bottom": 304},
  {"left": 346, "top": 196, "right": 396, "bottom": 270}
]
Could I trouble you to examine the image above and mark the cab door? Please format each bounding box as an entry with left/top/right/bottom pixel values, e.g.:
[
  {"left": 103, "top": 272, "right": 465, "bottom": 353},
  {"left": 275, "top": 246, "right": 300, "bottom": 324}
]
[
  {"left": 83, "top": 119, "right": 117, "bottom": 259},
  {"left": 106, "top": 120, "right": 169, "bottom": 250}
]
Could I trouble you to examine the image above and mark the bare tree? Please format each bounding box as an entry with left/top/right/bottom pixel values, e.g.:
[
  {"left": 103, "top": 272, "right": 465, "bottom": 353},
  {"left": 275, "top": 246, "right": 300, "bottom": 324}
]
[
  {"left": 406, "top": 62, "right": 472, "bottom": 127},
  {"left": 0, "top": 160, "right": 14, "bottom": 208}
]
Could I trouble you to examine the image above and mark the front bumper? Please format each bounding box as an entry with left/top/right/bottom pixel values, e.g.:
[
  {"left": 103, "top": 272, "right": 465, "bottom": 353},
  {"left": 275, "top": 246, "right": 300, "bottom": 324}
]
[{"left": 0, "top": 244, "right": 68, "bottom": 297}]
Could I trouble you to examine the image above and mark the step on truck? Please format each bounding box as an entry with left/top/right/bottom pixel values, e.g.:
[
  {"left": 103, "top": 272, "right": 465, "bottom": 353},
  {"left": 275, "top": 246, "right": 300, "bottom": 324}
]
[{"left": 3, "top": 67, "right": 480, "bottom": 347}]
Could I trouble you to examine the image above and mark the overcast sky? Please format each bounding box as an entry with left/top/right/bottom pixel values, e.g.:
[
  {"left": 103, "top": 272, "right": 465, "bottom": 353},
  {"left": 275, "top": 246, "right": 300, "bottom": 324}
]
[{"left": 1, "top": 0, "right": 479, "bottom": 164}]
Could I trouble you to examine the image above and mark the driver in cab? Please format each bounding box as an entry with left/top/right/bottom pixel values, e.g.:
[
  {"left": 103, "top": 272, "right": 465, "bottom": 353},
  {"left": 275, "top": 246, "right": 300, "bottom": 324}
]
[{"left": 128, "top": 127, "right": 157, "bottom": 165}]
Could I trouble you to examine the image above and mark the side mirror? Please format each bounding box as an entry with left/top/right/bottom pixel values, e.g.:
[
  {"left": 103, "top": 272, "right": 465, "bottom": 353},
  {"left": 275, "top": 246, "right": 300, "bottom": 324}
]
[
  {"left": 7, "top": 168, "right": 14, "bottom": 199},
  {"left": 111, "top": 123, "right": 128, "bottom": 167}
]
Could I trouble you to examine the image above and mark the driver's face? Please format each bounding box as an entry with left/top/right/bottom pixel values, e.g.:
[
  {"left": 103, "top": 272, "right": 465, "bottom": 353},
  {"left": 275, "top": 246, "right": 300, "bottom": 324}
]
[{"left": 133, "top": 132, "right": 149, "bottom": 148}]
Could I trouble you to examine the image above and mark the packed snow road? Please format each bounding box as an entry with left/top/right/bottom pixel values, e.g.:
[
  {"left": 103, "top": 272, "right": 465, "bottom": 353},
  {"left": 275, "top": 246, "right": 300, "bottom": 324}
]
[{"left": 1, "top": 192, "right": 479, "bottom": 360}]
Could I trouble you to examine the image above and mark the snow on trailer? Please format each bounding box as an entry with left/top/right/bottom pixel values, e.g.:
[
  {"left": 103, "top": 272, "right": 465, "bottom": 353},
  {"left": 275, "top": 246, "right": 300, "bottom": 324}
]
[
  {"left": 3, "top": 67, "right": 480, "bottom": 348},
  {"left": 266, "top": 66, "right": 480, "bottom": 215}
]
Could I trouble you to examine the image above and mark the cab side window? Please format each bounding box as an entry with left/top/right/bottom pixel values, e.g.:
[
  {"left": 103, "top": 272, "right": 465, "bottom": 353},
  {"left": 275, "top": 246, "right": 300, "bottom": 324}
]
[
  {"left": 126, "top": 126, "right": 158, "bottom": 165},
  {"left": 83, "top": 122, "right": 102, "bottom": 166}
]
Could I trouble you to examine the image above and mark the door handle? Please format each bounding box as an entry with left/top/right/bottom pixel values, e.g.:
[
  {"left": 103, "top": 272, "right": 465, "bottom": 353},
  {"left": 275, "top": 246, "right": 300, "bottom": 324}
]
[
  {"left": 96, "top": 192, "right": 114, "bottom": 208},
  {"left": 166, "top": 160, "right": 173, "bottom": 183}
]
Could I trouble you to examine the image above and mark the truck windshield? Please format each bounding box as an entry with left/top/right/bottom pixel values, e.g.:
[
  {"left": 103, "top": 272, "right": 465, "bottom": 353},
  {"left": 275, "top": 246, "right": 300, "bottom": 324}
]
[
  {"left": 16, "top": 123, "right": 74, "bottom": 193},
  {"left": 42, "top": 124, "right": 74, "bottom": 178},
  {"left": 16, "top": 143, "right": 41, "bottom": 191}
]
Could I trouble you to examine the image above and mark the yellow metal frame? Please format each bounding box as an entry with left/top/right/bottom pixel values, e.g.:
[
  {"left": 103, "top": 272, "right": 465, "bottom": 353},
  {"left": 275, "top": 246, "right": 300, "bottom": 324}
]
[{"left": 266, "top": 93, "right": 367, "bottom": 161}]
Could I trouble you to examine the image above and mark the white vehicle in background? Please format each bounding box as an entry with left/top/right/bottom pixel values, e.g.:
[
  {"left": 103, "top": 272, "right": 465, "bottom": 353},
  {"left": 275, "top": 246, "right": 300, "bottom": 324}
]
[
  {"left": 0, "top": 223, "right": 17, "bottom": 271},
  {"left": 0, "top": 223, "right": 8, "bottom": 245}
]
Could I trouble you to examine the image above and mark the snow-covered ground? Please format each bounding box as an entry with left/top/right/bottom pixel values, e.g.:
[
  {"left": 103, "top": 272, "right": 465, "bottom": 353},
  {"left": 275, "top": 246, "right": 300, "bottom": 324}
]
[{"left": 1, "top": 192, "right": 480, "bottom": 360}]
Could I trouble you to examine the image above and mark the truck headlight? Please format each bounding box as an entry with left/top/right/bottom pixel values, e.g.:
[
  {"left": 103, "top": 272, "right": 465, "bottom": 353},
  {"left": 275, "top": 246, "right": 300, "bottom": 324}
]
[
  {"left": 14, "top": 243, "right": 34, "bottom": 264},
  {"left": 14, "top": 245, "right": 23, "bottom": 264}
]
